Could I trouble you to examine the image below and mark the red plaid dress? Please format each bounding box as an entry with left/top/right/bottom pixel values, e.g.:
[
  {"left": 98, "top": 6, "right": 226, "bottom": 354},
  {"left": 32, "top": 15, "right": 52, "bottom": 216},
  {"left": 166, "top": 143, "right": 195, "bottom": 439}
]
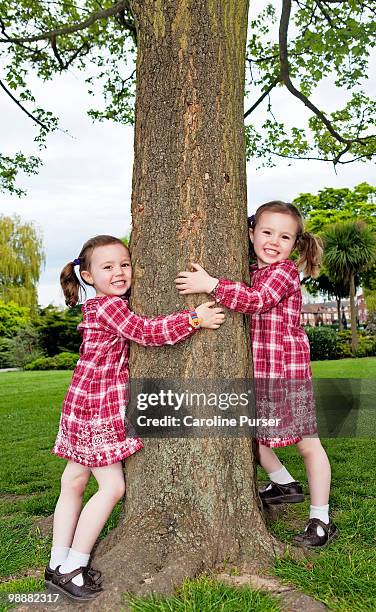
[
  {"left": 53, "top": 296, "right": 197, "bottom": 467},
  {"left": 213, "top": 260, "right": 317, "bottom": 447}
]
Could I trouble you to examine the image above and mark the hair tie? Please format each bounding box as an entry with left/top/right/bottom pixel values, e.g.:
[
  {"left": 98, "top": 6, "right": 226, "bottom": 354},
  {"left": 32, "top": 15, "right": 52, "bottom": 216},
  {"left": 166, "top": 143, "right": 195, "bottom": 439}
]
[
  {"left": 248, "top": 214, "right": 256, "bottom": 228},
  {"left": 73, "top": 258, "right": 81, "bottom": 266}
]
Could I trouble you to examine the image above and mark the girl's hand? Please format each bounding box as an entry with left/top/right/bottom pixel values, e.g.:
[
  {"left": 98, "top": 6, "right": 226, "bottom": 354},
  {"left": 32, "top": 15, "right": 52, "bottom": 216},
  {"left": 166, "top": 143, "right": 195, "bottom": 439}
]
[
  {"left": 195, "top": 302, "right": 225, "bottom": 329},
  {"left": 175, "top": 263, "right": 219, "bottom": 295}
]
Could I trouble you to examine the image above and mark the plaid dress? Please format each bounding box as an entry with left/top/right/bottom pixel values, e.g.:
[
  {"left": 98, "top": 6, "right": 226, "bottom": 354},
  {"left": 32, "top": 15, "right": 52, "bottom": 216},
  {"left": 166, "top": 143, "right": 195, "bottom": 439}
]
[
  {"left": 213, "top": 260, "right": 317, "bottom": 447},
  {"left": 53, "top": 296, "right": 196, "bottom": 467}
]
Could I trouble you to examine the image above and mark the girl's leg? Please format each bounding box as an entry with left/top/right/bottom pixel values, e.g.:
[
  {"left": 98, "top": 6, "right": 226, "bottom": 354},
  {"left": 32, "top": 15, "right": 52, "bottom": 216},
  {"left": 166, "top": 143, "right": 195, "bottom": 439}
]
[
  {"left": 296, "top": 437, "right": 331, "bottom": 507},
  {"left": 296, "top": 437, "right": 332, "bottom": 537},
  {"left": 258, "top": 443, "right": 295, "bottom": 484},
  {"left": 71, "top": 461, "right": 125, "bottom": 552},
  {"left": 50, "top": 461, "right": 91, "bottom": 569},
  {"left": 59, "top": 462, "right": 125, "bottom": 585}
]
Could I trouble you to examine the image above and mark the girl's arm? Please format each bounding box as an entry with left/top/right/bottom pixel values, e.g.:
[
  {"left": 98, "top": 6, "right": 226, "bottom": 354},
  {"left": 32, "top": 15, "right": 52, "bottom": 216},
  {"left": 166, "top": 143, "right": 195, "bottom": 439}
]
[
  {"left": 97, "top": 297, "right": 224, "bottom": 346},
  {"left": 176, "top": 261, "right": 299, "bottom": 315}
]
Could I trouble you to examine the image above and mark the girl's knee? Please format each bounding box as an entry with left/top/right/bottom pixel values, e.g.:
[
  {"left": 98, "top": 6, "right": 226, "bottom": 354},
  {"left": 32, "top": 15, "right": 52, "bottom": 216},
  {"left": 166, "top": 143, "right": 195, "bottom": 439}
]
[
  {"left": 297, "top": 437, "right": 323, "bottom": 457},
  {"left": 112, "top": 479, "right": 126, "bottom": 502},
  {"left": 98, "top": 478, "right": 125, "bottom": 503},
  {"left": 92, "top": 462, "right": 125, "bottom": 502},
  {"left": 60, "top": 469, "right": 89, "bottom": 496}
]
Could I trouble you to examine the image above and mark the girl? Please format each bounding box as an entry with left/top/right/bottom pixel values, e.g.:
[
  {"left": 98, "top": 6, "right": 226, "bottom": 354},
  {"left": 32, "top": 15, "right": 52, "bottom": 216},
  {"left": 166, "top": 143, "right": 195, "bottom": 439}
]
[
  {"left": 175, "top": 201, "right": 338, "bottom": 548},
  {"left": 46, "top": 235, "right": 225, "bottom": 602}
]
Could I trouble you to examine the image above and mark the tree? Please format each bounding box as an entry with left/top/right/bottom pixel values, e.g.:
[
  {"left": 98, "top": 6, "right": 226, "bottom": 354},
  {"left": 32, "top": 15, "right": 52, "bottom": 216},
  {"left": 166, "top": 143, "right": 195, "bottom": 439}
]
[
  {"left": 0, "top": 214, "right": 45, "bottom": 310},
  {"left": 0, "top": 1, "right": 375, "bottom": 194},
  {"left": 1, "top": 1, "right": 376, "bottom": 604},
  {"left": 303, "top": 273, "right": 349, "bottom": 330},
  {"left": 294, "top": 183, "right": 376, "bottom": 234},
  {"left": 322, "top": 221, "right": 376, "bottom": 350},
  {"left": 35, "top": 305, "right": 82, "bottom": 356},
  {"left": 94, "top": 3, "right": 279, "bottom": 602},
  {"left": 294, "top": 184, "right": 376, "bottom": 325},
  {"left": 0, "top": 299, "right": 30, "bottom": 336}
]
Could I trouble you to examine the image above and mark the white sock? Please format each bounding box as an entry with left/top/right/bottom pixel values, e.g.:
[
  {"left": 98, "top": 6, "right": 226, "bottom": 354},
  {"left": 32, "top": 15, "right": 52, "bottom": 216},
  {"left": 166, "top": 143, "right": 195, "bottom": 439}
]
[
  {"left": 308, "top": 504, "right": 330, "bottom": 537},
  {"left": 59, "top": 549, "right": 90, "bottom": 587},
  {"left": 49, "top": 546, "right": 70, "bottom": 571},
  {"left": 265, "top": 466, "right": 295, "bottom": 490}
]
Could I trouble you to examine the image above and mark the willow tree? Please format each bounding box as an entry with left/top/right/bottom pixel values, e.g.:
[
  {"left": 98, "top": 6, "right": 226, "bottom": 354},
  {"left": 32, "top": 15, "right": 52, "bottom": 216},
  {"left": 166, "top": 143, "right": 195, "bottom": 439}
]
[
  {"left": 1, "top": 0, "right": 376, "bottom": 605},
  {"left": 0, "top": 214, "right": 45, "bottom": 310}
]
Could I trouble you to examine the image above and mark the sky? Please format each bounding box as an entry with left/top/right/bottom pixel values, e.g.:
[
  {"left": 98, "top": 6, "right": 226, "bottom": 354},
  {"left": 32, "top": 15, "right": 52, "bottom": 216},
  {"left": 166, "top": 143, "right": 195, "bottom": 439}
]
[{"left": 1, "top": 7, "right": 375, "bottom": 307}]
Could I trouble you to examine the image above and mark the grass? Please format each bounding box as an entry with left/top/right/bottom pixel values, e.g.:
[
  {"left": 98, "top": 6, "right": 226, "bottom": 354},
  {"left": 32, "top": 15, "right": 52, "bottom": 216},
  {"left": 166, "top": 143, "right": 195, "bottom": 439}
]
[
  {"left": 311, "top": 357, "right": 376, "bottom": 378},
  {"left": 125, "top": 578, "right": 280, "bottom": 611},
  {"left": 0, "top": 359, "right": 375, "bottom": 610}
]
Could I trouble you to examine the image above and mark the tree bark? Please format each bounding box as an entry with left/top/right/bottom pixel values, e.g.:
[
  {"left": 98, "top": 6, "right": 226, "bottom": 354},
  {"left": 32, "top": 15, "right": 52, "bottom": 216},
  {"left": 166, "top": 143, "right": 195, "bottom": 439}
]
[
  {"left": 350, "top": 273, "right": 358, "bottom": 350},
  {"left": 90, "top": 1, "right": 277, "bottom": 606}
]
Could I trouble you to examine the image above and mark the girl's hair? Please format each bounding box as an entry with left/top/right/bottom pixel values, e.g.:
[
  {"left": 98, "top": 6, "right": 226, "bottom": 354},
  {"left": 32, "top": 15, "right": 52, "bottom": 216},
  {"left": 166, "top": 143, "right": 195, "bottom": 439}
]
[
  {"left": 60, "top": 235, "right": 128, "bottom": 307},
  {"left": 247, "top": 201, "right": 323, "bottom": 278}
]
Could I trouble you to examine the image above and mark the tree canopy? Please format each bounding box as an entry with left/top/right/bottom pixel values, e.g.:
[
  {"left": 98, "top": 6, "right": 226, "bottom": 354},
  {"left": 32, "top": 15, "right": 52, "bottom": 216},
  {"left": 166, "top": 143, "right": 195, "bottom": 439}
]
[
  {"left": 0, "top": 0, "right": 375, "bottom": 195},
  {"left": 293, "top": 182, "right": 376, "bottom": 233},
  {"left": 0, "top": 299, "right": 30, "bottom": 336},
  {"left": 294, "top": 183, "right": 376, "bottom": 318}
]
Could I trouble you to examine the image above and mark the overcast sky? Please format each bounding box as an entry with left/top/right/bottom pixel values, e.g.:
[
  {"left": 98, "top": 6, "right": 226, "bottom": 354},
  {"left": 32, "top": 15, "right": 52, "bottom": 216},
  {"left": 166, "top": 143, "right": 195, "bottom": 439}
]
[{"left": 1, "top": 7, "right": 375, "bottom": 307}]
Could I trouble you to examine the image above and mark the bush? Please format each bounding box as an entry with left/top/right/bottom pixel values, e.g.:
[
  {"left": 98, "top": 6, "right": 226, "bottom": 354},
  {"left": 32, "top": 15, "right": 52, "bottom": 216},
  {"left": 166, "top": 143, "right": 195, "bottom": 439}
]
[
  {"left": 34, "top": 305, "right": 82, "bottom": 356},
  {"left": 336, "top": 330, "right": 376, "bottom": 358},
  {"left": 0, "top": 337, "right": 12, "bottom": 368},
  {"left": 0, "top": 300, "right": 30, "bottom": 337},
  {"left": 24, "top": 351, "right": 79, "bottom": 371},
  {"left": 304, "top": 326, "right": 338, "bottom": 361},
  {"left": 24, "top": 356, "right": 52, "bottom": 371},
  {"left": 6, "top": 324, "right": 44, "bottom": 367},
  {"left": 53, "top": 352, "right": 79, "bottom": 369}
]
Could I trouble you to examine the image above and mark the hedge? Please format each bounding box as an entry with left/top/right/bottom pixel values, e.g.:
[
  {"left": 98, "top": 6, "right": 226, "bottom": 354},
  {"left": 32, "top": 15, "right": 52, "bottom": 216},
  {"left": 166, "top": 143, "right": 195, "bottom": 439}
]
[
  {"left": 24, "top": 351, "right": 79, "bottom": 371},
  {"left": 304, "top": 326, "right": 376, "bottom": 360}
]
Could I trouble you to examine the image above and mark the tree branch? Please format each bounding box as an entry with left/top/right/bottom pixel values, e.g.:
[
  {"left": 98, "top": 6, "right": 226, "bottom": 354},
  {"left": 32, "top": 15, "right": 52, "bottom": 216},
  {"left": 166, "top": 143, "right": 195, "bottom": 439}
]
[
  {"left": 50, "top": 35, "right": 91, "bottom": 70},
  {"left": 247, "top": 53, "right": 279, "bottom": 65},
  {"left": 244, "top": 77, "right": 279, "bottom": 119},
  {"left": 314, "top": 0, "right": 338, "bottom": 28},
  {"left": 0, "top": 0, "right": 135, "bottom": 44},
  {"left": 50, "top": 35, "right": 65, "bottom": 69},
  {"left": 279, "top": 0, "right": 375, "bottom": 158},
  {"left": 0, "top": 79, "right": 49, "bottom": 129},
  {"left": 264, "top": 147, "right": 371, "bottom": 164}
]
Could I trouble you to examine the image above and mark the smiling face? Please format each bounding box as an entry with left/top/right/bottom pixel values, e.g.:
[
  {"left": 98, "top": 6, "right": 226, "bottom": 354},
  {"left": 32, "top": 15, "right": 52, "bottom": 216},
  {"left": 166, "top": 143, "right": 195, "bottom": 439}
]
[
  {"left": 80, "top": 242, "right": 132, "bottom": 297},
  {"left": 249, "top": 211, "right": 298, "bottom": 268}
]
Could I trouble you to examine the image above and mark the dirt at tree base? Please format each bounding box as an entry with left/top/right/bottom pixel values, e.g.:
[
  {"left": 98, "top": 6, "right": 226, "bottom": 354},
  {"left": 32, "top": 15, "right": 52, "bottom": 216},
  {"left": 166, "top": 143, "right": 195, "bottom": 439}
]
[{"left": 15, "top": 568, "right": 328, "bottom": 612}]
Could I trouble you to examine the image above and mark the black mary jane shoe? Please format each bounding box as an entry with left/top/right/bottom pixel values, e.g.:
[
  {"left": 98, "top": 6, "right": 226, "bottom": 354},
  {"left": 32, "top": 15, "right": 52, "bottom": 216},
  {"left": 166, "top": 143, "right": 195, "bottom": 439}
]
[
  {"left": 45, "top": 564, "right": 103, "bottom": 589},
  {"left": 293, "top": 518, "right": 339, "bottom": 549},
  {"left": 49, "top": 566, "right": 103, "bottom": 601},
  {"left": 259, "top": 481, "right": 304, "bottom": 505}
]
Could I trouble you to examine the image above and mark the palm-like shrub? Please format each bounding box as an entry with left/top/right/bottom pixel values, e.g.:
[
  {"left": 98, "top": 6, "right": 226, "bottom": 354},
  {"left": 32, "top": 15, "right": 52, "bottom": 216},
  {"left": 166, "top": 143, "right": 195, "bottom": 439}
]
[{"left": 322, "top": 221, "right": 376, "bottom": 350}]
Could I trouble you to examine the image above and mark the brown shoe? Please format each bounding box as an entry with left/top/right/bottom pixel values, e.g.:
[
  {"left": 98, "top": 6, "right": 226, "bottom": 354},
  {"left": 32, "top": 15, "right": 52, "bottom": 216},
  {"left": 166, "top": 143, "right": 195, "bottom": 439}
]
[
  {"left": 293, "top": 518, "right": 339, "bottom": 549},
  {"left": 45, "top": 564, "right": 102, "bottom": 588},
  {"left": 50, "top": 566, "right": 103, "bottom": 601},
  {"left": 259, "top": 481, "right": 304, "bottom": 504}
]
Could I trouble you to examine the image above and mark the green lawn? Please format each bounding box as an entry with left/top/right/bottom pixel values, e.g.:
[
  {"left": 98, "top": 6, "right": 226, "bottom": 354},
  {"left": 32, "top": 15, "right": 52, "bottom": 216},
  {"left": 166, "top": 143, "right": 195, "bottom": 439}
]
[
  {"left": 0, "top": 360, "right": 375, "bottom": 611},
  {"left": 311, "top": 356, "right": 376, "bottom": 378}
]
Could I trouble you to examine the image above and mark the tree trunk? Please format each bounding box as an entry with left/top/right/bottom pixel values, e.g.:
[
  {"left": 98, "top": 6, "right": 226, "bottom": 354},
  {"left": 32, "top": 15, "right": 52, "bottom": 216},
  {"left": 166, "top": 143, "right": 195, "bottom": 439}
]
[
  {"left": 90, "top": 1, "right": 276, "bottom": 606},
  {"left": 350, "top": 273, "right": 358, "bottom": 350},
  {"left": 337, "top": 296, "right": 342, "bottom": 331}
]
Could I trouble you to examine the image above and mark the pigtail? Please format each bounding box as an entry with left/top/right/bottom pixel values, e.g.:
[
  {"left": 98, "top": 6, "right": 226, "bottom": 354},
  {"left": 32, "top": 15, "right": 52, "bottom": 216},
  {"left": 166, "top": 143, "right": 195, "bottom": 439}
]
[
  {"left": 296, "top": 232, "right": 323, "bottom": 279},
  {"left": 247, "top": 215, "right": 256, "bottom": 262},
  {"left": 60, "top": 262, "right": 85, "bottom": 307}
]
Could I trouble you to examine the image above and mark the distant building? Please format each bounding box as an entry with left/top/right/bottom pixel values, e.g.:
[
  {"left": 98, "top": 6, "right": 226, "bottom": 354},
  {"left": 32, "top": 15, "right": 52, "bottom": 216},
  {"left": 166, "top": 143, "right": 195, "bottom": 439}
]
[{"left": 301, "top": 295, "right": 368, "bottom": 326}]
